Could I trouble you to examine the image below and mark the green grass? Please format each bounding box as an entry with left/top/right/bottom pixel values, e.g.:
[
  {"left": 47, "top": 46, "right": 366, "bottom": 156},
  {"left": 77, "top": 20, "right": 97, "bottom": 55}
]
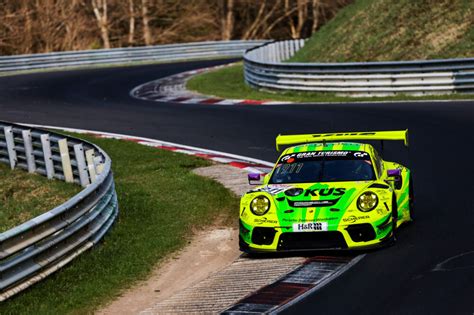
[
  {"left": 0, "top": 134, "right": 238, "bottom": 314},
  {"left": 0, "top": 163, "right": 81, "bottom": 233},
  {"left": 187, "top": 63, "right": 474, "bottom": 103},
  {"left": 290, "top": 0, "right": 473, "bottom": 62}
]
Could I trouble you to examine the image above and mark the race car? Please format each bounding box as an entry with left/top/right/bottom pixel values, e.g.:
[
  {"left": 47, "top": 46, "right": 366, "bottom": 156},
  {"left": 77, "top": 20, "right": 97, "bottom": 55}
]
[{"left": 239, "top": 130, "right": 413, "bottom": 252}]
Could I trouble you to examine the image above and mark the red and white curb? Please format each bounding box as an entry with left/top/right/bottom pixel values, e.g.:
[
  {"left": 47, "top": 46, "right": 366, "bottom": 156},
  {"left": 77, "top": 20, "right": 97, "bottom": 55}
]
[
  {"left": 25, "top": 124, "right": 274, "bottom": 175},
  {"left": 222, "top": 255, "right": 364, "bottom": 314},
  {"left": 130, "top": 64, "right": 290, "bottom": 106}
]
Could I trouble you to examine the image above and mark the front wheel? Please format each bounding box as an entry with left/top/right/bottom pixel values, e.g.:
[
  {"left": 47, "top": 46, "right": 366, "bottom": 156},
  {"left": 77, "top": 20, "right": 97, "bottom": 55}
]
[{"left": 391, "top": 196, "right": 398, "bottom": 242}]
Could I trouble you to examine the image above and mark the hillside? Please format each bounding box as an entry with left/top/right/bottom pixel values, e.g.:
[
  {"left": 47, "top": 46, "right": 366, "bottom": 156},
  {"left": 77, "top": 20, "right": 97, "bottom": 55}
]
[{"left": 291, "top": 0, "right": 473, "bottom": 62}]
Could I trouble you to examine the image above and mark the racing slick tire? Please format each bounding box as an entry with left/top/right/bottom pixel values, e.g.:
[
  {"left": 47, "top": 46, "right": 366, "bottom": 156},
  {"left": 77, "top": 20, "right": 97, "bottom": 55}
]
[{"left": 409, "top": 177, "right": 415, "bottom": 221}]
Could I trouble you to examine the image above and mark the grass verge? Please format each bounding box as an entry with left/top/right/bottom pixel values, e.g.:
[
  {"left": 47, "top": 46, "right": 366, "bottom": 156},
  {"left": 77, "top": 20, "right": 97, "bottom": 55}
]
[
  {"left": 187, "top": 63, "right": 474, "bottom": 103},
  {"left": 0, "top": 163, "right": 80, "bottom": 233},
  {"left": 0, "top": 133, "right": 238, "bottom": 314},
  {"left": 290, "top": 0, "right": 473, "bottom": 62}
]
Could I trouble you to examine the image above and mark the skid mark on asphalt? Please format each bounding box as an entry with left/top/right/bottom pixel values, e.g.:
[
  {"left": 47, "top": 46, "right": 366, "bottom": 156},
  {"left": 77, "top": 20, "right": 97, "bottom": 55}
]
[{"left": 432, "top": 250, "right": 474, "bottom": 272}]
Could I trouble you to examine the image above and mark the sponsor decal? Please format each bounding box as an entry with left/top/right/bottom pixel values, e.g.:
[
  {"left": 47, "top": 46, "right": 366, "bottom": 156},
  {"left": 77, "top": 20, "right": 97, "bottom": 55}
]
[
  {"left": 354, "top": 152, "right": 369, "bottom": 158},
  {"left": 280, "top": 151, "right": 371, "bottom": 163},
  {"left": 283, "top": 217, "right": 337, "bottom": 222},
  {"left": 254, "top": 217, "right": 278, "bottom": 225},
  {"left": 343, "top": 215, "right": 370, "bottom": 223},
  {"left": 293, "top": 222, "right": 328, "bottom": 232},
  {"left": 304, "top": 188, "right": 346, "bottom": 197},
  {"left": 312, "top": 132, "right": 376, "bottom": 137},
  {"left": 290, "top": 199, "right": 340, "bottom": 207},
  {"left": 296, "top": 151, "right": 350, "bottom": 158},
  {"left": 249, "top": 185, "right": 292, "bottom": 195}
]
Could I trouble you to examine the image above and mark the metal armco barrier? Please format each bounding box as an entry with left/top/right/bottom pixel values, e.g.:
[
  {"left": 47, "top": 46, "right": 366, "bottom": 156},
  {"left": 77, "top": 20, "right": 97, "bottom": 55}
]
[
  {"left": 0, "top": 40, "right": 268, "bottom": 73},
  {"left": 0, "top": 121, "right": 118, "bottom": 301},
  {"left": 244, "top": 40, "right": 474, "bottom": 96}
]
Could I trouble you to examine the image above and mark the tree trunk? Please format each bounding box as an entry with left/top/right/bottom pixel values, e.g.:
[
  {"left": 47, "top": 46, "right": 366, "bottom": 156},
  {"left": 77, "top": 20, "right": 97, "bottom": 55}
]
[
  {"left": 91, "top": 0, "right": 110, "bottom": 48},
  {"left": 128, "top": 0, "right": 135, "bottom": 46},
  {"left": 295, "top": 0, "right": 308, "bottom": 38},
  {"left": 221, "top": 0, "right": 234, "bottom": 40},
  {"left": 141, "top": 0, "right": 152, "bottom": 45},
  {"left": 311, "top": 0, "right": 320, "bottom": 33}
]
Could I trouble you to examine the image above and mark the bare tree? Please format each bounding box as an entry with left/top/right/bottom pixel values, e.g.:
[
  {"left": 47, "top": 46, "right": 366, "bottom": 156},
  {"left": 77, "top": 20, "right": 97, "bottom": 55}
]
[
  {"left": 128, "top": 0, "right": 136, "bottom": 46},
  {"left": 91, "top": 0, "right": 110, "bottom": 48},
  {"left": 220, "top": 0, "right": 234, "bottom": 40},
  {"left": 141, "top": 0, "right": 152, "bottom": 45},
  {"left": 285, "top": 0, "right": 309, "bottom": 39},
  {"left": 0, "top": 0, "right": 352, "bottom": 55},
  {"left": 311, "top": 0, "right": 320, "bottom": 33}
]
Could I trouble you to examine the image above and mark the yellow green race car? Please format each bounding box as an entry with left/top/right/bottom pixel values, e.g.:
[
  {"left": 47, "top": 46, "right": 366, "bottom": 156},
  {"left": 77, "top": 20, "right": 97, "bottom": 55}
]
[{"left": 239, "top": 130, "right": 413, "bottom": 252}]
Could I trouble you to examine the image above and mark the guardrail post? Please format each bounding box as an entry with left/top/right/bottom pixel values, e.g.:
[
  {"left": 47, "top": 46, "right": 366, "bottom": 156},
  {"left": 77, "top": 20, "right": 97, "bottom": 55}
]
[
  {"left": 58, "top": 138, "right": 74, "bottom": 183},
  {"left": 73, "top": 144, "right": 90, "bottom": 187},
  {"left": 283, "top": 41, "right": 289, "bottom": 60},
  {"left": 85, "top": 149, "right": 97, "bottom": 183},
  {"left": 22, "top": 130, "right": 36, "bottom": 173},
  {"left": 3, "top": 127, "right": 16, "bottom": 170},
  {"left": 40, "top": 134, "right": 55, "bottom": 179},
  {"left": 289, "top": 40, "right": 295, "bottom": 58},
  {"left": 94, "top": 155, "right": 105, "bottom": 175}
]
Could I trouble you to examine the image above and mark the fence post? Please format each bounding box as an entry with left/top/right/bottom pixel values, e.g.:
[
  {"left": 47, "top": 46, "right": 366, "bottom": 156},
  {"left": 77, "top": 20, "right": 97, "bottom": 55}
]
[
  {"left": 4, "top": 127, "right": 16, "bottom": 170},
  {"left": 22, "top": 130, "right": 36, "bottom": 173},
  {"left": 40, "top": 134, "right": 55, "bottom": 179},
  {"left": 85, "top": 149, "right": 97, "bottom": 183},
  {"left": 74, "top": 144, "right": 90, "bottom": 187},
  {"left": 58, "top": 138, "right": 74, "bottom": 183}
]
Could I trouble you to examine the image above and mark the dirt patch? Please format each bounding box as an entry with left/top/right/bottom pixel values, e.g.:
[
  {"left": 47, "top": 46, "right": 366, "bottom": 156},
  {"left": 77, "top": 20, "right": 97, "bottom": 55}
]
[
  {"left": 192, "top": 164, "right": 253, "bottom": 196},
  {"left": 426, "top": 22, "right": 470, "bottom": 53},
  {"left": 97, "top": 164, "right": 249, "bottom": 314},
  {"left": 97, "top": 228, "right": 240, "bottom": 315}
]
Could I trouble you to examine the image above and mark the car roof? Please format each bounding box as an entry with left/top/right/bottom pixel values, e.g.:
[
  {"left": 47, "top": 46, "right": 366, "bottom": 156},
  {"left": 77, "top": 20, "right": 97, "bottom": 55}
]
[{"left": 282, "top": 142, "right": 373, "bottom": 155}]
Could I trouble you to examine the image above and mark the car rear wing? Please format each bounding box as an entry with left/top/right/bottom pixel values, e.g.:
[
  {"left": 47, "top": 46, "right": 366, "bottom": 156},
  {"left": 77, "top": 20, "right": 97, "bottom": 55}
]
[{"left": 276, "top": 130, "right": 408, "bottom": 151}]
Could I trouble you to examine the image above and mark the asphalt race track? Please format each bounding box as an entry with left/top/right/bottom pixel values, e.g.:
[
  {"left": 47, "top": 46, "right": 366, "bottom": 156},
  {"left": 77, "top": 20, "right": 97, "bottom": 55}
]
[{"left": 0, "top": 59, "right": 473, "bottom": 314}]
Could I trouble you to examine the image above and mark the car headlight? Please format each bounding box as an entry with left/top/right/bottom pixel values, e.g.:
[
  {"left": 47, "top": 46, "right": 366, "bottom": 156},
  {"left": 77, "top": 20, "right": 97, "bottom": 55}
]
[
  {"left": 357, "top": 191, "right": 378, "bottom": 212},
  {"left": 250, "top": 196, "right": 271, "bottom": 215}
]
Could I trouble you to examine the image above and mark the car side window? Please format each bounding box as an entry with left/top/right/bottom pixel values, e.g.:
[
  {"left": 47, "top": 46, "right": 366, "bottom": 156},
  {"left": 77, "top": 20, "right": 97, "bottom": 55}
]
[{"left": 373, "top": 149, "right": 383, "bottom": 177}]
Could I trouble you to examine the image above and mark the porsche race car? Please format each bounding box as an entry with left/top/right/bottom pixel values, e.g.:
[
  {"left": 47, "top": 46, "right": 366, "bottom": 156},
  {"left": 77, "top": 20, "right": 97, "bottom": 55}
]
[{"left": 239, "top": 130, "right": 413, "bottom": 252}]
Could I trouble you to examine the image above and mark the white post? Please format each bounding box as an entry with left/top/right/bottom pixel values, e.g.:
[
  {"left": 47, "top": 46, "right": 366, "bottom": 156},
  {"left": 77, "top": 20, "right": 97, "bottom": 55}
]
[
  {"left": 22, "top": 130, "right": 36, "bottom": 173},
  {"left": 74, "top": 144, "right": 90, "bottom": 187},
  {"left": 40, "top": 134, "right": 55, "bottom": 179},
  {"left": 85, "top": 149, "right": 97, "bottom": 183},
  {"left": 4, "top": 127, "right": 16, "bottom": 170},
  {"left": 58, "top": 138, "right": 74, "bottom": 183}
]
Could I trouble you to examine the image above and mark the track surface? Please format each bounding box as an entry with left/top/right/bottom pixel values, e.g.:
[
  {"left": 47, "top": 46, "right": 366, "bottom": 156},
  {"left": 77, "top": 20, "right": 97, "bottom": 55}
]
[{"left": 1, "top": 59, "right": 473, "bottom": 314}]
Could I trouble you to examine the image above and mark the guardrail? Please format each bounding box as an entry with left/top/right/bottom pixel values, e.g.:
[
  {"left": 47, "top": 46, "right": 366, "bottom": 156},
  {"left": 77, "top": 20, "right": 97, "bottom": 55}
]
[
  {"left": 0, "top": 121, "right": 118, "bottom": 301},
  {"left": 244, "top": 40, "right": 474, "bottom": 96},
  {"left": 0, "top": 40, "right": 268, "bottom": 73}
]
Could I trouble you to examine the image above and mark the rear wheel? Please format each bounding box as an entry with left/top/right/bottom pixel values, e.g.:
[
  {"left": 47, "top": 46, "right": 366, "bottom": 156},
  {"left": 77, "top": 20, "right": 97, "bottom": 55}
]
[{"left": 409, "top": 177, "right": 415, "bottom": 221}]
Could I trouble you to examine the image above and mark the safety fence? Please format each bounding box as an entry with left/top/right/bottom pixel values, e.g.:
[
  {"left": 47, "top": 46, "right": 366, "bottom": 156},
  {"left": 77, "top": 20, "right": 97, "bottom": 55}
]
[
  {"left": 244, "top": 40, "right": 474, "bottom": 96},
  {"left": 0, "top": 121, "right": 118, "bottom": 301},
  {"left": 0, "top": 40, "right": 268, "bottom": 73}
]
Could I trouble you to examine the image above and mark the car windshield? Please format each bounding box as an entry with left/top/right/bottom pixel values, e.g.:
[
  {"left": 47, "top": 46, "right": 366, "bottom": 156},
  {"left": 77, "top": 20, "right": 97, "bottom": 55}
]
[{"left": 270, "top": 150, "right": 375, "bottom": 184}]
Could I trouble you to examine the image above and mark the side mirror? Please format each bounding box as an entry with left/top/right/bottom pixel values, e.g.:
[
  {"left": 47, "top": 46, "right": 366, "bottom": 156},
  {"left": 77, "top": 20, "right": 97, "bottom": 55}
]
[
  {"left": 248, "top": 173, "right": 263, "bottom": 185},
  {"left": 387, "top": 169, "right": 402, "bottom": 190}
]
